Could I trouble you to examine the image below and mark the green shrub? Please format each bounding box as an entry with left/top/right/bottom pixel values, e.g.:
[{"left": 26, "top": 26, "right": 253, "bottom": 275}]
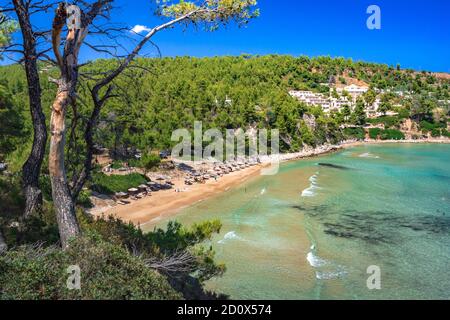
[
  {"left": 442, "top": 130, "right": 450, "bottom": 138},
  {"left": 420, "top": 120, "right": 445, "bottom": 132},
  {"left": 4, "top": 142, "right": 31, "bottom": 173},
  {"left": 343, "top": 127, "right": 365, "bottom": 140},
  {"left": 397, "top": 108, "right": 410, "bottom": 119},
  {"left": 79, "top": 215, "right": 226, "bottom": 286},
  {"left": 110, "top": 160, "right": 123, "bottom": 170},
  {"left": 420, "top": 120, "right": 433, "bottom": 132},
  {"left": 129, "top": 153, "right": 161, "bottom": 173},
  {"left": 2, "top": 211, "right": 226, "bottom": 300},
  {"left": 431, "top": 128, "right": 440, "bottom": 137},
  {"left": 91, "top": 173, "right": 148, "bottom": 195},
  {"left": 141, "top": 154, "right": 161, "bottom": 173},
  {"left": 76, "top": 191, "right": 94, "bottom": 208},
  {"left": 0, "top": 235, "right": 181, "bottom": 300},
  {"left": 380, "top": 129, "right": 405, "bottom": 140},
  {"left": 368, "top": 116, "right": 400, "bottom": 129},
  {"left": 4, "top": 214, "right": 60, "bottom": 248},
  {"left": 369, "top": 128, "right": 382, "bottom": 140},
  {"left": 39, "top": 174, "right": 53, "bottom": 201},
  {"left": 0, "top": 177, "right": 24, "bottom": 219}
]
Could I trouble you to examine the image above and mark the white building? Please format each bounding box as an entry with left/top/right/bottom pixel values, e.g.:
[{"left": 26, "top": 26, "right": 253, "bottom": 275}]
[
  {"left": 289, "top": 91, "right": 331, "bottom": 110},
  {"left": 289, "top": 90, "right": 349, "bottom": 113},
  {"left": 366, "top": 98, "right": 381, "bottom": 117},
  {"left": 336, "top": 84, "right": 369, "bottom": 101},
  {"left": 330, "top": 97, "right": 351, "bottom": 112},
  {"left": 290, "top": 84, "right": 385, "bottom": 116}
]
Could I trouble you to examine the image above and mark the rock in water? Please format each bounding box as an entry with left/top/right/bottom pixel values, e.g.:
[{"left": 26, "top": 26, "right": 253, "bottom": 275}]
[{"left": 318, "top": 163, "right": 351, "bottom": 170}]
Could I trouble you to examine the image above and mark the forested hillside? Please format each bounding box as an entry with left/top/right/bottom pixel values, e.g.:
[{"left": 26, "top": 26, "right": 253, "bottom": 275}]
[{"left": 1, "top": 55, "right": 449, "bottom": 167}]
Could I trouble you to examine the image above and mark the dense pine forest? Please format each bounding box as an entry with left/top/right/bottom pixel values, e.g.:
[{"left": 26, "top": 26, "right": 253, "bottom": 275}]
[
  {"left": 1, "top": 54, "right": 449, "bottom": 300},
  {"left": 1, "top": 55, "right": 449, "bottom": 165}
]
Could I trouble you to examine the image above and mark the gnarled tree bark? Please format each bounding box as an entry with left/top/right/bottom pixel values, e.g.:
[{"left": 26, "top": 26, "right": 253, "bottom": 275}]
[
  {"left": 13, "top": 0, "right": 47, "bottom": 218},
  {"left": 49, "top": 1, "right": 109, "bottom": 248},
  {"left": 49, "top": 4, "right": 82, "bottom": 248},
  {"left": 49, "top": 86, "right": 81, "bottom": 248}
]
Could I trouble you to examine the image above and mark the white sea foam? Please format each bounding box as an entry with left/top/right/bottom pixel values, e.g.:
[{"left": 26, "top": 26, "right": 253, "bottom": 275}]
[
  {"left": 359, "top": 152, "right": 380, "bottom": 159},
  {"left": 302, "top": 186, "right": 319, "bottom": 197},
  {"left": 315, "top": 270, "right": 348, "bottom": 280},
  {"left": 306, "top": 252, "right": 328, "bottom": 268},
  {"left": 261, "top": 188, "right": 266, "bottom": 195},
  {"left": 218, "top": 231, "right": 241, "bottom": 244},
  {"left": 307, "top": 246, "right": 348, "bottom": 280},
  {"left": 302, "top": 174, "right": 321, "bottom": 197}
]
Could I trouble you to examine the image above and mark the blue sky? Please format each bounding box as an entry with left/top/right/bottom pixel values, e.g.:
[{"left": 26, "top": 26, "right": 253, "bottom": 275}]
[
  {"left": 107, "top": 0, "right": 450, "bottom": 72},
  {"left": 7, "top": 0, "right": 450, "bottom": 72}
]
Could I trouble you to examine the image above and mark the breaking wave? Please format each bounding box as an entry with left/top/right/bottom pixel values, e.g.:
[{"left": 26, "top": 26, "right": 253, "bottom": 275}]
[
  {"left": 359, "top": 152, "right": 380, "bottom": 159},
  {"left": 218, "top": 231, "right": 242, "bottom": 244},
  {"left": 315, "top": 270, "right": 348, "bottom": 280},
  {"left": 302, "top": 173, "right": 321, "bottom": 197},
  {"left": 306, "top": 251, "right": 328, "bottom": 268},
  {"left": 307, "top": 245, "right": 348, "bottom": 281}
]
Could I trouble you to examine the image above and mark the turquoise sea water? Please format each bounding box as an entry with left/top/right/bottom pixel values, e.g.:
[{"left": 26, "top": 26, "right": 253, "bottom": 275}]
[{"left": 148, "top": 144, "right": 450, "bottom": 300}]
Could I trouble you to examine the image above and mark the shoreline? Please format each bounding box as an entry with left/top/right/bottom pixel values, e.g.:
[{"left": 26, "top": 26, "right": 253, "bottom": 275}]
[
  {"left": 341, "top": 138, "right": 450, "bottom": 149},
  {"left": 89, "top": 138, "right": 450, "bottom": 228},
  {"left": 263, "top": 138, "right": 450, "bottom": 164},
  {"left": 90, "top": 163, "right": 266, "bottom": 227}
]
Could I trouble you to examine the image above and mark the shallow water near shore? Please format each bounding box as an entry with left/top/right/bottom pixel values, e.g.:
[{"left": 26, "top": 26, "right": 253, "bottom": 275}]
[{"left": 147, "top": 144, "right": 450, "bottom": 300}]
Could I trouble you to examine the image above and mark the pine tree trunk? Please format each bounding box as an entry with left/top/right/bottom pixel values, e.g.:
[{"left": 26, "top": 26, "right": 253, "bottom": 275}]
[
  {"left": 13, "top": 0, "right": 47, "bottom": 218},
  {"left": 21, "top": 55, "right": 46, "bottom": 217},
  {"left": 49, "top": 88, "right": 80, "bottom": 249},
  {"left": 49, "top": 6, "right": 85, "bottom": 248}
]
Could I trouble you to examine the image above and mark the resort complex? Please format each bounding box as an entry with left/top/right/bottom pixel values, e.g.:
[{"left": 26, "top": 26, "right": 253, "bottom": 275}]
[{"left": 289, "top": 84, "right": 408, "bottom": 118}]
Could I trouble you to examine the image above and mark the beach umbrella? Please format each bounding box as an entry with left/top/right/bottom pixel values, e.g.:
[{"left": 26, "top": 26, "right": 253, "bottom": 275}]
[
  {"left": 115, "top": 192, "right": 128, "bottom": 199},
  {"left": 128, "top": 188, "right": 139, "bottom": 195}
]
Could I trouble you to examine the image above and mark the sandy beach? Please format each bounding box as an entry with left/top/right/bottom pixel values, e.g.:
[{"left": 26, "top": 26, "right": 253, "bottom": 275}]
[
  {"left": 89, "top": 142, "right": 344, "bottom": 226},
  {"left": 89, "top": 138, "right": 450, "bottom": 227},
  {"left": 90, "top": 163, "right": 266, "bottom": 226}
]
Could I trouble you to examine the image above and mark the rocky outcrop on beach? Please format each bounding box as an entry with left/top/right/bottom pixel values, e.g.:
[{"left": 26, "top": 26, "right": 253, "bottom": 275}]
[{"left": 400, "top": 119, "right": 423, "bottom": 139}]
